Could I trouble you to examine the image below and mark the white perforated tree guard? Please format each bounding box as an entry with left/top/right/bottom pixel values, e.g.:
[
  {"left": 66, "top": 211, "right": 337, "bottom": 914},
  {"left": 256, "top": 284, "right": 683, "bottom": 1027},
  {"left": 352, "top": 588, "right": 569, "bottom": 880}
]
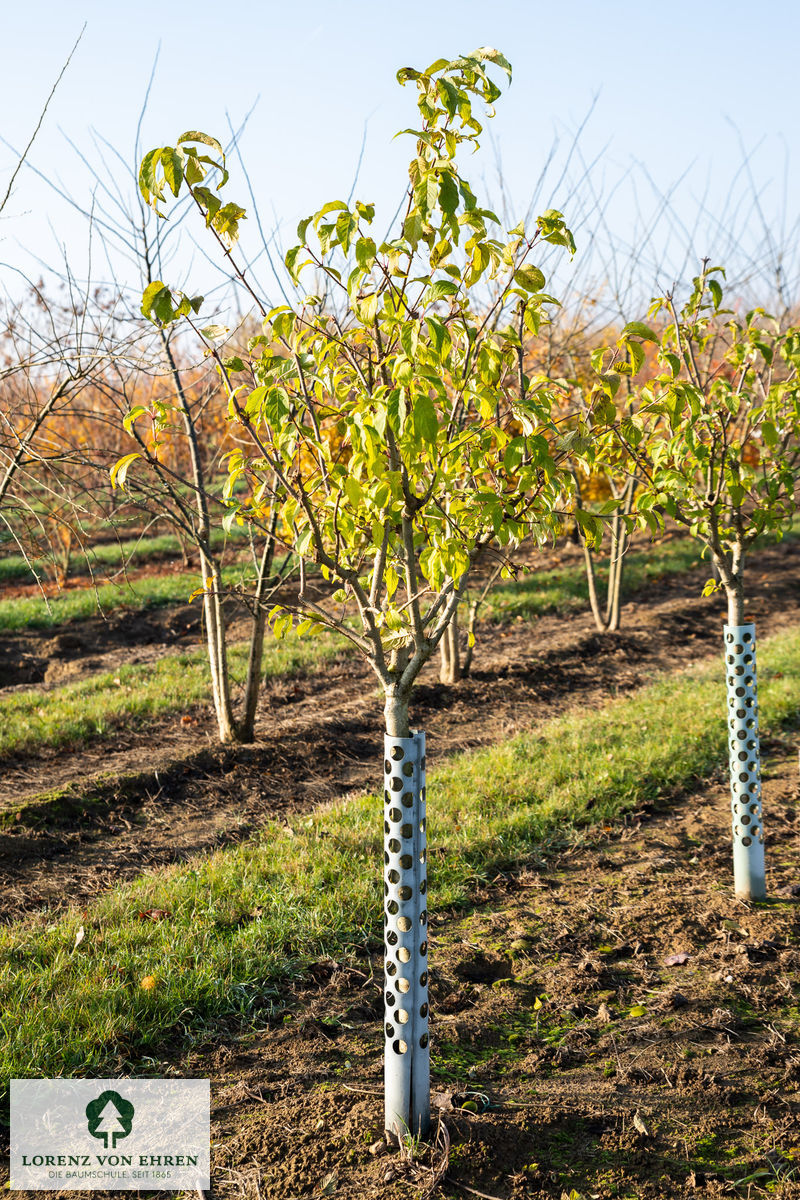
[
  {"left": 724, "top": 623, "right": 766, "bottom": 900},
  {"left": 383, "top": 730, "right": 430, "bottom": 1140}
]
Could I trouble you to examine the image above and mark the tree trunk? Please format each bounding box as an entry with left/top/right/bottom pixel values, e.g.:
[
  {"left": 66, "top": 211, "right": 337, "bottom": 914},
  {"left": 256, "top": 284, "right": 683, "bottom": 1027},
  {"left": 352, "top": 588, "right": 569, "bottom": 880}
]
[
  {"left": 382, "top": 710, "right": 430, "bottom": 1142},
  {"left": 607, "top": 519, "right": 629, "bottom": 633},
  {"left": 582, "top": 538, "right": 606, "bottom": 633},
  {"left": 461, "top": 597, "right": 480, "bottom": 678},
  {"left": 200, "top": 555, "right": 237, "bottom": 743},
  {"left": 577, "top": 473, "right": 635, "bottom": 634},
  {"left": 384, "top": 686, "right": 411, "bottom": 738},
  {"left": 159, "top": 327, "right": 238, "bottom": 743},
  {"left": 236, "top": 537, "right": 275, "bottom": 743},
  {"left": 726, "top": 574, "right": 745, "bottom": 626},
  {"left": 439, "top": 606, "right": 462, "bottom": 684}
]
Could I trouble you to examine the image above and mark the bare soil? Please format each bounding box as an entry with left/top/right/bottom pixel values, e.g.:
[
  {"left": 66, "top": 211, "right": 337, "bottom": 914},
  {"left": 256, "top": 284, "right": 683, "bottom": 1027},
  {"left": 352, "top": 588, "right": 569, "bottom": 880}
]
[
  {"left": 0, "top": 601, "right": 204, "bottom": 689},
  {"left": 8, "top": 755, "right": 800, "bottom": 1199},
  {"left": 1, "top": 541, "right": 798, "bottom": 922},
  {"left": 196, "top": 753, "right": 800, "bottom": 1199},
  {"left": 1, "top": 540, "right": 799, "bottom": 1197}
]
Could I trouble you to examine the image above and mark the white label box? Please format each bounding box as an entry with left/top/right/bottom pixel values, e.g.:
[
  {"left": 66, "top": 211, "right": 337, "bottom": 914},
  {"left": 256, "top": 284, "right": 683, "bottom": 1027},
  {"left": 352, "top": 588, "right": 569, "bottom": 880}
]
[{"left": 10, "top": 1079, "right": 210, "bottom": 1191}]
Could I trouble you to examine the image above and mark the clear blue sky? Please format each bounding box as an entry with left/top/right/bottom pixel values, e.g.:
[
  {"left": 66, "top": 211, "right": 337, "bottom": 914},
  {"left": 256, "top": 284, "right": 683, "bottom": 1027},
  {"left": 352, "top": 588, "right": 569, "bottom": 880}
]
[{"left": 1, "top": 0, "right": 797, "bottom": 313}]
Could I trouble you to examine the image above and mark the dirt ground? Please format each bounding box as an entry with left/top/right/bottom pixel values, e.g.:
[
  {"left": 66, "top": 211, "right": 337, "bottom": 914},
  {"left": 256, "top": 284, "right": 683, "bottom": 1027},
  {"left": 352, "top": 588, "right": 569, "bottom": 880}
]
[
  {"left": 192, "top": 751, "right": 800, "bottom": 1200},
  {"left": 1, "top": 541, "right": 800, "bottom": 1197},
  {"left": 1, "top": 539, "right": 798, "bottom": 922},
  {"left": 7, "top": 754, "right": 799, "bottom": 1200}
]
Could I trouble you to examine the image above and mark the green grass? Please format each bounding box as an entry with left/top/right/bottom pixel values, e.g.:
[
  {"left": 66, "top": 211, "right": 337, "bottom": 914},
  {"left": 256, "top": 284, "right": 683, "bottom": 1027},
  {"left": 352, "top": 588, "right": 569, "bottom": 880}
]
[
  {"left": 481, "top": 526, "right": 799, "bottom": 623},
  {"left": 0, "top": 532, "right": 701, "bottom": 635},
  {"left": 481, "top": 536, "right": 705, "bottom": 622},
  {"left": 2, "top": 527, "right": 792, "bottom": 638},
  {"left": 0, "top": 558, "right": 287, "bottom": 634},
  {"left": 0, "top": 526, "right": 249, "bottom": 585},
  {"left": 1, "top": 624, "right": 799, "bottom": 1085},
  {"left": 0, "top": 527, "right": 794, "bottom": 758},
  {"left": 0, "top": 628, "right": 348, "bottom": 759}
]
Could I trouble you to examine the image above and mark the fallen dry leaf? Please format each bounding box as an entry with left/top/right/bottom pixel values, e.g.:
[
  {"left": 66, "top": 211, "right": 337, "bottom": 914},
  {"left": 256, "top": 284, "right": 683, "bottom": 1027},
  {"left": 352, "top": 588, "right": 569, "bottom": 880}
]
[
  {"left": 633, "top": 1111, "right": 651, "bottom": 1137},
  {"left": 137, "top": 909, "right": 172, "bottom": 922}
]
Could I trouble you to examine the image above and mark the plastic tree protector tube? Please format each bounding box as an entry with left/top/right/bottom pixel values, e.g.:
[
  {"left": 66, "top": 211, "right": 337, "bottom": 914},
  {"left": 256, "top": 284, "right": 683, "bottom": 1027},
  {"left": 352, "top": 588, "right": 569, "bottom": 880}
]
[{"left": 382, "top": 730, "right": 430, "bottom": 1140}]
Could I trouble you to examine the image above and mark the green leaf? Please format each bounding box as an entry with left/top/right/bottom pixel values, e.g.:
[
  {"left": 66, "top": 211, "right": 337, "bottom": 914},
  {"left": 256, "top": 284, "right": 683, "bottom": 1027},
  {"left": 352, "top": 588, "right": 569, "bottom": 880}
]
[
  {"left": 314, "top": 200, "right": 349, "bottom": 230},
  {"left": 194, "top": 187, "right": 221, "bottom": 222},
  {"left": 222, "top": 355, "right": 246, "bottom": 374},
  {"left": 621, "top": 321, "right": 659, "bottom": 344},
  {"left": 514, "top": 265, "right": 546, "bottom": 293},
  {"left": 139, "top": 148, "right": 163, "bottom": 207},
  {"left": 286, "top": 245, "right": 311, "bottom": 283},
  {"left": 355, "top": 293, "right": 379, "bottom": 324},
  {"left": 403, "top": 213, "right": 423, "bottom": 249},
  {"left": 213, "top": 202, "right": 246, "bottom": 246},
  {"left": 628, "top": 340, "right": 645, "bottom": 375},
  {"left": 160, "top": 147, "right": 184, "bottom": 198},
  {"left": 472, "top": 46, "right": 512, "bottom": 82},
  {"left": 355, "top": 237, "right": 377, "bottom": 269},
  {"left": 344, "top": 477, "right": 362, "bottom": 507},
  {"left": 263, "top": 387, "right": 291, "bottom": 426},
  {"left": 177, "top": 131, "right": 224, "bottom": 157},
  {"left": 428, "top": 279, "right": 458, "bottom": 302},
  {"left": 412, "top": 393, "right": 438, "bottom": 443},
  {"left": 426, "top": 315, "right": 451, "bottom": 359},
  {"left": 122, "top": 406, "right": 148, "bottom": 434},
  {"left": 439, "top": 171, "right": 459, "bottom": 216},
  {"left": 415, "top": 172, "right": 439, "bottom": 215},
  {"left": 200, "top": 324, "right": 230, "bottom": 342},
  {"left": 141, "top": 281, "right": 178, "bottom": 325}
]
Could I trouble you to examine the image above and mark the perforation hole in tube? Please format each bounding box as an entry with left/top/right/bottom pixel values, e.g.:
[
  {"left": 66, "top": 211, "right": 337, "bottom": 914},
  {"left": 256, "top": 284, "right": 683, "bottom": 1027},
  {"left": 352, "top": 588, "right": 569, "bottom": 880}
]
[{"left": 723, "top": 625, "right": 764, "bottom": 847}]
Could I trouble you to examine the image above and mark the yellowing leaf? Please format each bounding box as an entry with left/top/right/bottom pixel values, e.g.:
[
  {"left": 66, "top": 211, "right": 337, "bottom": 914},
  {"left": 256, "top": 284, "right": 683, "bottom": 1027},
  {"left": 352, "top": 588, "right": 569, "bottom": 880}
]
[{"left": 109, "top": 452, "right": 141, "bottom": 490}]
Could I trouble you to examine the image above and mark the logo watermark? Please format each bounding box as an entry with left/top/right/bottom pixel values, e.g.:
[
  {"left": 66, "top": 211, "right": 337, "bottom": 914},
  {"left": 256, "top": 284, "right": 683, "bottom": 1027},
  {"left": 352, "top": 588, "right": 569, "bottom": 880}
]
[
  {"left": 10, "top": 1079, "right": 210, "bottom": 1191},
  {"left": 86, "top": 1091, "right": 135, "bottom": 1149}
]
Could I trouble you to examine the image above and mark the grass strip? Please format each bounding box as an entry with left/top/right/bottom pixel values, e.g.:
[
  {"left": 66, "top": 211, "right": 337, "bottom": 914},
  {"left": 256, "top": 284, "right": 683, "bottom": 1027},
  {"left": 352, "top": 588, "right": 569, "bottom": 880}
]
[
  {"left": 482, "top": 536, "right": 704, "bottom": 621},
  {"left": 0, "top": 532, "right": 715, "bottom": 634},
  {"left": 0, "top": 527, "right": 248, "bottom": 585},
  {"left": 4, "top": 526, "right": 797, "bottom": 634},
  {"left": 0, "top": 629, "right": 347, "bottom": 758},
  {"left": 1, "top": 625, "right": 799, "bottom": 1085},
  {"left": 0, "top": 559, "right": 282, "bottom": 634}
]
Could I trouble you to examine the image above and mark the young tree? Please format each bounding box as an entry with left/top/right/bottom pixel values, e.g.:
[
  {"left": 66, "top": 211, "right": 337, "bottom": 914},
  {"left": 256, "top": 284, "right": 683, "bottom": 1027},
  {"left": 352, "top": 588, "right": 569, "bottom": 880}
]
[
  {"left": 39, "top": 87, "right": 294, "bottom": 745},
  {"left": 592, "top": 262, "right": 800, "bottom": 900},
  {"left": 133, "top": 48, "right": 588, "bottom": 1141}
]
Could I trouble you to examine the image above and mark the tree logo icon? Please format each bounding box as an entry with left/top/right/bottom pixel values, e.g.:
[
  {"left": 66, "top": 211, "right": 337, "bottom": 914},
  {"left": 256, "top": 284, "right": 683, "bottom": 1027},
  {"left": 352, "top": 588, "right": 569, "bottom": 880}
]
[{"left": 85, "top": 1090, "right": 134, "bottom": 1149}]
